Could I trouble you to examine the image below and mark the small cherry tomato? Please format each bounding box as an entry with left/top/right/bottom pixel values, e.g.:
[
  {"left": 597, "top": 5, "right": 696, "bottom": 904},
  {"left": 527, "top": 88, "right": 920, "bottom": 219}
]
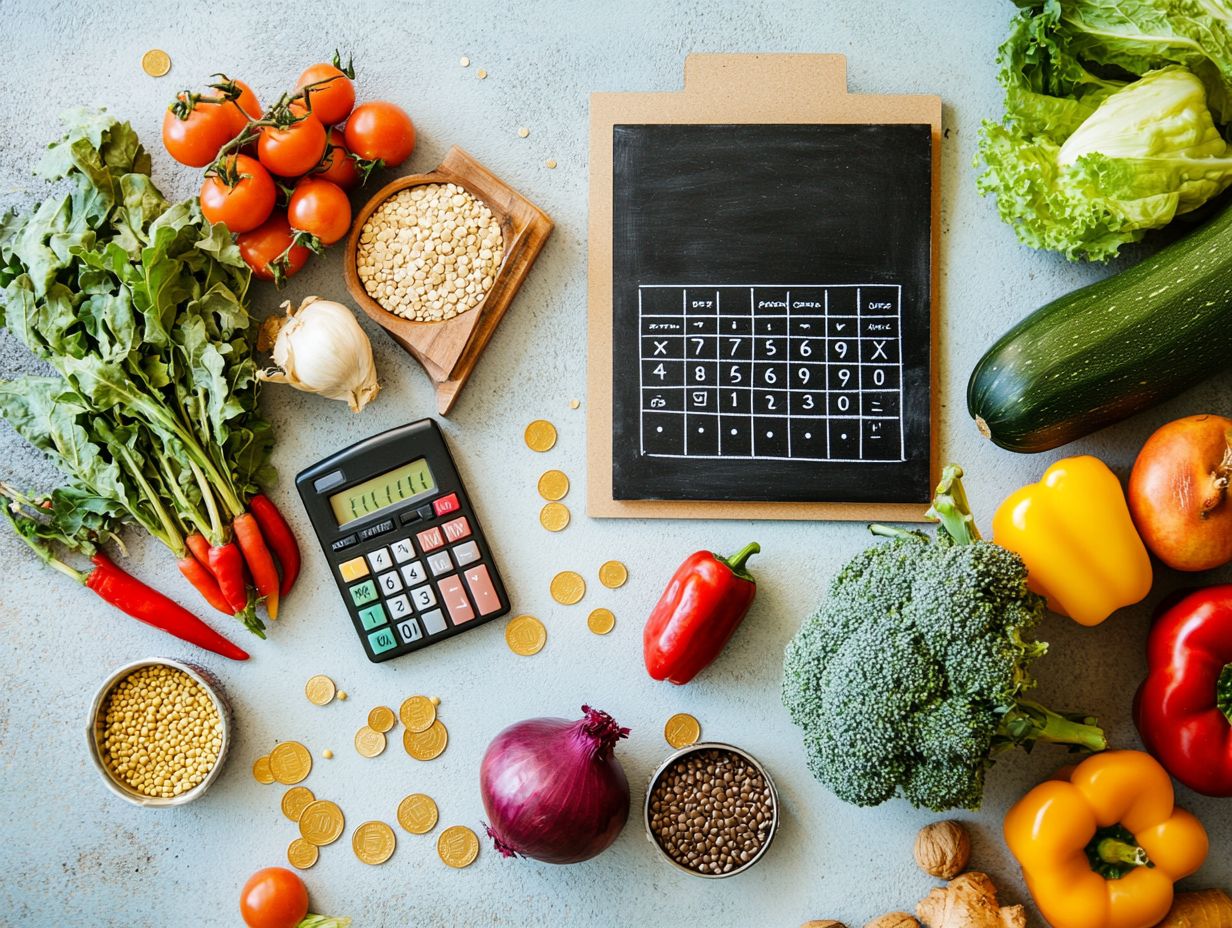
[
  {"left": 297, "top": 61, "right": 355, "bottom": 125},
  {"left": 199, "top": 154, "right": 276, "bottom": 234},
  {"left": 288, "top": 177, "right": 352, "bottom": 246},
  {"left": 239, "top": 867, "right": 308, "bottom": 928},
  {"left": 313, "top": 128, "right": 361, "bottom": 189},
  {"left": 162, "top": 94, "right": 242, "bottom": 167},
  {"left": 258, "top": 103, "right": 327, "bottom": 178},
  {"left": 344, "top": 101, "right": 415, "bottom": 167},
  {"left": 237, "top": 212, "right": 310, "bottom": 285}
]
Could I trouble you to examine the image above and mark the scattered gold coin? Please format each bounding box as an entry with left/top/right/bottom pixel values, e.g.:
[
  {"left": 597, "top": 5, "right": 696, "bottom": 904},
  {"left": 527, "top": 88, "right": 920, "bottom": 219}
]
[
  {"left": 518, "top": 127, "right": 530, "bottom": 138},
  {"left": 252, "top": 755, "right": 274, "bottom": 785},
  {"left": 355, "top": 725, "right": 387, "bottom": 758},
  {"left": 537, "top": 469, "right": 569, "bottom": 501},
  {"left": 404, "top": 720, "right": 449, "bottom": 761},
  {"left": 399, "top": 695, "right": 436, "bottom": 733},
  {"left": 397, "top": 793, "right": 439, "bottom": 835},
  {"left": 352, "top": 820, "right": 397, "bottom": 865},
  {"left": 523, "top": 419, "right": 557, "bottom": 452},
  {"left": 281, "top": 786, "right": 316, "bottom": 822},
  {"left": 337, "top": 691, "right": 348, "bottom": 701},
  {"left": 299, "top": 799, "right": 345, "bottom": 846},
  {"left": 550, "top": 570, "right": 586, "bottom": 605},
  {"left": 539, "top": 502, "right": 570, "bottom": 532},
  {"left": 505, "top": 614, "right": 547, "bottom": 656},
  {"left": 569, "top": 398, "right": 579, "bottom": 408},
  {"left": 438, "top": 825, "right": 480, "bottom": 868},
  {"left": 287, "top": 837, "right": 319, "bottom": 870},
  {"left": 368, "top": 705, "right": 396, "bottom": 733},
  {"left": 269, "top": 742, "right": 313, "bottom": 785},
  {"left": 547, "top": 159, "right": 558, "bottom": 170},
  {"left": 599, "top": 560, "right": 629, "bottom": 589},
  {"left": 664, "top": 712, "right": 702, "bottom": 749},
  {"left": 304, "top": 674, "right": 336, "bottom": 706},
  {"left": 140, "top": 49, "right": 171, "bottom": 78},
  {"left": 322, "top": 749, "right": 334, "bottom": 760},
  {"left": 477, "top": 69, "right": 488, "bottom": 80},
  {"left": 588, "top": 608, "right": 616, "bottom": 635},
  {"left": 460, "top": 56, "right": 470, "bottom": 67}
]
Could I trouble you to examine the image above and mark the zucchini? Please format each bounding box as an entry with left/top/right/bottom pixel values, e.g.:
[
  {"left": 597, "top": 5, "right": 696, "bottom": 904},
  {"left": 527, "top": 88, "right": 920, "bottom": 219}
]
[{"left": 968, "top": 200, "right": 1232, "bottom": 453}]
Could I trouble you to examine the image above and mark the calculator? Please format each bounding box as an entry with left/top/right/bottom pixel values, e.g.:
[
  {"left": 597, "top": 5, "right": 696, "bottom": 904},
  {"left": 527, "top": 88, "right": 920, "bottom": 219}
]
[{"left": 295, "top": 419, "right": 510, "bottom": 662}]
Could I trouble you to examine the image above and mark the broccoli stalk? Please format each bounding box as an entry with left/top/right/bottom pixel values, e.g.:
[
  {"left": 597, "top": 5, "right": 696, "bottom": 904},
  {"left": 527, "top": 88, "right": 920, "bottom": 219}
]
[{"left": 783, "top": 463, "right": 1107, "bottom": 811}]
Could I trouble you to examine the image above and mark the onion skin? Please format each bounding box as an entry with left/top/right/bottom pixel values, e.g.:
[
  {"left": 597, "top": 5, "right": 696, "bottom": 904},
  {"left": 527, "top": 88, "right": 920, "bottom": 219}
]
[
  {"left": 1129, "top": 415, "right": 1232, "bottom": 571},
  {"left": 480, "top": 706, "right": 630, "bottom": 864}
]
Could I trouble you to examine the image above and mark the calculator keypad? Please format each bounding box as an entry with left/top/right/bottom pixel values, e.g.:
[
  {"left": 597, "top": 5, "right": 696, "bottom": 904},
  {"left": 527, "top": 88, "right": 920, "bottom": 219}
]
[
  {"left": 452, "top": 541, "right": 480, "bottom": 566},
  {"left": 391, "top": 538, "right": 416, "bottom": 562},
  {"left": 439, "top": 575, "right": 475, "bottom": 625},
  {"left": 378, "top": 570, "right": 403, "bottom": 595},
  {"left": 368, "top": 548, "right": 394, "bottom": 572},
  {"left": 351, "top": 580, "right": 378, "bottom": 606},
  {"left": 387, "top": 594, "right": 412, "bottom": 619},
  {"left": 411, "top": 585, "right": 437, "bottom": 610},
  {"left": 417, "top": 526, "right": 445, "bottom": 552},
  {"left": 427, "top": 550, "right": 453, "bottom": 576},
  {"left": 401, "top": 561, "right": 427, "bottom": 586}
]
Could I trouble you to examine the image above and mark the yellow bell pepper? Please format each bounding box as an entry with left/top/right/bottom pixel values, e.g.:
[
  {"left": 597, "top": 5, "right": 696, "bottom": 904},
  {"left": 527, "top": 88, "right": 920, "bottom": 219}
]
[
  {"left": 1005, "top": 750, "right": 1208, "bottom": 928},
  {"left": 993, "top": 455, "right": 1152, "bottom": 626}
]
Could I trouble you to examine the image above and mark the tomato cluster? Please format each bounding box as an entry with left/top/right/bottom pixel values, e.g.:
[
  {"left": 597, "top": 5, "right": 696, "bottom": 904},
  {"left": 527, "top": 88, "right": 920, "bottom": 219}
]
[{"left": 161, "top": 53, "right": 416, "bottom": 285}]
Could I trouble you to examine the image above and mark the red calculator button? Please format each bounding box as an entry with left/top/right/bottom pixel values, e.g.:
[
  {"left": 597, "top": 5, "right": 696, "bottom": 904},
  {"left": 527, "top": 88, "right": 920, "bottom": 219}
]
[
  {"left": 439, "top": 575, "right": 475, "bottom": 625},
  {"left": 442, "top": 516, "right": 471, "bottom": 543},
  {"left": 464, "top": 565, "right": 501, "bottom": 616},
  {"left": 416, "top": 526, "right": 445, "bottom": 552},
  {"left": 433, "top": 493, "right": 461, "bottom": 517}
]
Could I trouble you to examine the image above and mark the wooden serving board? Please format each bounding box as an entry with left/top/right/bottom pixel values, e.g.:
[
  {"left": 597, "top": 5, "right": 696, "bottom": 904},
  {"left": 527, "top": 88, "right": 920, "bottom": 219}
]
[{"left": 345, "top": 146, "right": 554, "bottom": 415}]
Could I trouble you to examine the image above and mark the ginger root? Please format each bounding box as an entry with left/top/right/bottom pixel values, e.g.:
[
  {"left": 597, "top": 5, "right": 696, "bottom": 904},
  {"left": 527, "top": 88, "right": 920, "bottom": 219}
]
[
  {"left": 865, "top": 915, "right": 919, "bottom": 928},
  {"left": 917, "top": 872, "right": 1025, "bottom": 928},
  {"left": 1158, "top": 891, "right": 1232, "bottom": 928}
]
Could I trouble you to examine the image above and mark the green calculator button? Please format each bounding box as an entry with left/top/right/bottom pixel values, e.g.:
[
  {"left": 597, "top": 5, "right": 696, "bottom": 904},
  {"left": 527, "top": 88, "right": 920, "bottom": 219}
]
[
  {"left": 358, "top": 603, "right": 387, "bottom": 630},
  {"left": 350, "top": 579, "right": 378, "bottom": 607},
  {"left": 367, "top": 627, "right": 398, "bottom": 655}
]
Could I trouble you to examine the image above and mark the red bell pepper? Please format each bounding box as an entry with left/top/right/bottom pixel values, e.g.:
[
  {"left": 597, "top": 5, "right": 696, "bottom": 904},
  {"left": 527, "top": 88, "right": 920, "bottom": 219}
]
[
  {"left": 643, "top": 542, "right": 760, "bottom": 685},
  {"left": 1135, "top": 585, "right": 1232, "bottom": 796}
]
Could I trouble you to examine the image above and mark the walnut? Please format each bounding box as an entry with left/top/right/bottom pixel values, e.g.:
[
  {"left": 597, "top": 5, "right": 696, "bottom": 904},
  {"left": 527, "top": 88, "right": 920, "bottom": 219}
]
[
  {"left": 864, "top": 914, "right": 920, "bottom": 928},
  {"left": 914, "top": 820, "right": 971, "bottom": 880},
  {"left": 800, "top": 922, "right": 848, "bottom": 928}
]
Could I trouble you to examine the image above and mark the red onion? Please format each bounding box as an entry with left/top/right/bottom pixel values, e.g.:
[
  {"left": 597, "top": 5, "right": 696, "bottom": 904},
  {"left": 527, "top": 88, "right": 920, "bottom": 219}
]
[{"left": 480, "top": 705, "right": 631, "bottom": 864}]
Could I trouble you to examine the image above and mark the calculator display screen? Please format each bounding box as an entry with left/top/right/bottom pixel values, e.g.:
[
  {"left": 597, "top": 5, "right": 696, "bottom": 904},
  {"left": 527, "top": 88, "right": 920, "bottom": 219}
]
[{"left": 329, "top": 458, "right": 436, "bottom": 527}]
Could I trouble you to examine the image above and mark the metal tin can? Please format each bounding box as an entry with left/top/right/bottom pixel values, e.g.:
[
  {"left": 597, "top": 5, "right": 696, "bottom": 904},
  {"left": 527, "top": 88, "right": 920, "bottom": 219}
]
[
  {"left": 643, "top": 740, "right": 779, "bottom": 878},
  {"left": 86, "top": 657, "right": 233, "bottom": 808}
]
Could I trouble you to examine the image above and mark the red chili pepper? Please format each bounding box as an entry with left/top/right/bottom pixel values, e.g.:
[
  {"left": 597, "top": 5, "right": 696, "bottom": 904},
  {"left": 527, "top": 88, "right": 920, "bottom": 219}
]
[
  {"left": 642, "top": 542, "right": 760, "bottom": 685},
  {"left": 250, "top": 493, "right": 301, "bottom": 595},
  {"left": 207, "top": 539, "right": 250, "bottom": 614},
  {"left": 177, "top": 551, "right": 232, "bottom": 615},
  {"left": 86, "top": 552, "right": 248, "bottom": 661},
  {"left": 233, "top": 512, "right": 280, "bottom": 620},
  {"left": 1135, "top": 585, "right": 1232, "bottom": 796}
]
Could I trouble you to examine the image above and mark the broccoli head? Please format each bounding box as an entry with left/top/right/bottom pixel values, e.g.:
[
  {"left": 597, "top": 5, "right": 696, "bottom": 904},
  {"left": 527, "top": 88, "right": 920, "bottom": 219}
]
[{"left": 782, "top": 465, "right": 1106, "bottom": 811}]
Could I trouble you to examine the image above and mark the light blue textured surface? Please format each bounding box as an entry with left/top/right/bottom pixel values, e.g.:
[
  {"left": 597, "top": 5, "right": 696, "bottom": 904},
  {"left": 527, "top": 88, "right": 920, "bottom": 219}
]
[{"left": 1, "top": 1, "right": 1230, "bottom": 926}]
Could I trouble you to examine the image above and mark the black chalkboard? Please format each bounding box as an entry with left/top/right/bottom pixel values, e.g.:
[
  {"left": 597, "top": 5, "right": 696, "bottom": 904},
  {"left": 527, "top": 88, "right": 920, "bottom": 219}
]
[{"left": 610, "top": 122, "right": 932, "bottom": 504}]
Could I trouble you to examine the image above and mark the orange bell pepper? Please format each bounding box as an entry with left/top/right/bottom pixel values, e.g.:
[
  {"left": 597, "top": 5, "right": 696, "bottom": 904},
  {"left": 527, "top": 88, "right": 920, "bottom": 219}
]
[
  {"left": 1005, "top": 750, "right": 1208, "bottom": 928},
  {"left": 993, "top": 456, "right": 1152, "bottom": 626}
]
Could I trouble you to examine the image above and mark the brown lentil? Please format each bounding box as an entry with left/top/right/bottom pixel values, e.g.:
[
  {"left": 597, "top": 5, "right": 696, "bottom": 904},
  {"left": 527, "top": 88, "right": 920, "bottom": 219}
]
[
  {"left": 100, "top": 665, "right": 222, "bottom": 799},
  {"left": 648, "top": 748, "right": 774, "bottom": 875}
]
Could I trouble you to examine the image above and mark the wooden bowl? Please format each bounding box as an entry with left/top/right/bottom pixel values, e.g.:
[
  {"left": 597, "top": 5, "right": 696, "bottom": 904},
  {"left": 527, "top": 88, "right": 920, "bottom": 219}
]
[{"left": 345, "top": 146, "right": 554, "bottom": 415}]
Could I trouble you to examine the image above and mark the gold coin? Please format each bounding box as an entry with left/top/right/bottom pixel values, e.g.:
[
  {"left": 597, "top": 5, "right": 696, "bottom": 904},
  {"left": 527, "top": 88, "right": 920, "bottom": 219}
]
[
  {"left": 550, "top": 570, "right": 586, "bottom": 605},
  {"left": 299, "top": 800, "right": 345, "bottom": 846},
  {"left": 437, "top": 825, "right": 480, "bottom": 868},
  {"left": 368, "top": 706, "right": 396, "bottom": 733},
  {"left": 281, "top": 786, "right": 316, "bottom": 822},
  {"left": 537, "top": 469, "right": 569, "bottom": 501},
  {"left": 664, "top": 712, "right": 702, "bottom": 749},
  {"left": 587, "top": 608, "right": 616, "bottom": 635},
  {"left": 140, "top": 48, "right": 171, "bottom": 78},
  {"left": 304, "top": 675, "right": 336, "bottom": 706},
  {"left": 286, "top": 838, "right": 319, "bottom": 870},
  {"left": 269, "top": 742, "right": 312, "bottom": 785},
  {"left": 397, "top": 793, "right": 439, "bottom": 835},
  {"left": 505, "top": 614, "right": 547, "bottom": 656},
  {"left": 539, "top": 502, "right": 570, "bottom": 532},
  {"left": 354, "top": 725, "right": 387, "bottom": 758},
  {"left": 599, "top": 560, "right": 629, "bottom": 589},
  {"left": 523, "top": 419, "right": 557, "bottom": 452},
  {"left": 404, "top": 720, "right": 449, "bottom": 761},
  {"left": 352, "top": 820, "right": 397, "bottom": 865},
  {"left": 252, "top": 755, "right": 274, "bottom": 784},
  {"left": 399, "top": 695, "right": 436, "bottom": 733}
]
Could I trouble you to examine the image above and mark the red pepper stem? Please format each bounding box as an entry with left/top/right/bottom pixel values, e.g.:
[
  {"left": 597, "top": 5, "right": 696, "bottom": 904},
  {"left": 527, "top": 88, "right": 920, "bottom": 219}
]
[
  {"left": 718, "top": 542, "right": 760, "bottom": 581},
  {"left": 1218, "top": 663, "right": 1232, "bottom": 726}
]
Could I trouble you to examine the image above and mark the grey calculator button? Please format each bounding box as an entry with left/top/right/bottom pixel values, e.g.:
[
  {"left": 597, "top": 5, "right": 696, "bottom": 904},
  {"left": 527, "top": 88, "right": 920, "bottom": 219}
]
[
  {"left": 401, "top": 560, "right": 427, "bottom": 586},
  {"left": 387, "top": 594, "right": 412, "bottom": 618},
  {"left": 452, "top": 541, "right": 480, "bottom": 566},
  {"left": 378, "top": 570, "right": 403, "bottom": 594},
  {"left": 367, "top": 548, "right": 393, "bottom": 572},
  {"left": 397, "top": 618, "right": 423, "bottom": 644},
  {"left": 390, "top": 538, "right": 416, "bottom": 563},
  {"left": 411, "top": 584, "right": 437, "bottom": 610},
  {"left": 420, "top": 609, "right": 447, "bottom": 635},
  {"left": 427, "top": 550, "right": 453, "bottom": 576}
]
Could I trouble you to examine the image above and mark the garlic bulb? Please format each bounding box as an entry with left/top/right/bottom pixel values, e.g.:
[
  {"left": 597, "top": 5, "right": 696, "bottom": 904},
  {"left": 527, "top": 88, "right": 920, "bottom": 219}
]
[{"left": 257, "top": 296, "right": 380, "bottom": 412}]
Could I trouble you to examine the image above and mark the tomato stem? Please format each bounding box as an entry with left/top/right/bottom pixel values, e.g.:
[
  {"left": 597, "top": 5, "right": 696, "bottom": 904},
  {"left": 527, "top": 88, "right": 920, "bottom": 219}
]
[{"left": 1218, "top": 663, "right": 1232, "bottom": 726}]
